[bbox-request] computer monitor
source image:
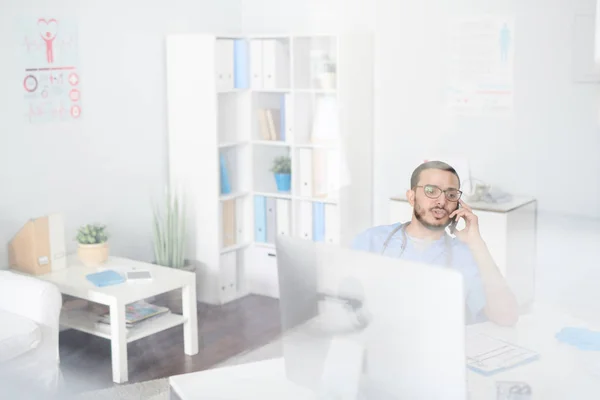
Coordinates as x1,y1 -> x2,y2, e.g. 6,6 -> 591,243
275,235 -> 467,400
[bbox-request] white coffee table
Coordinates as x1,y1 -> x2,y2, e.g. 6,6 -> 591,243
36,255 -> 199,384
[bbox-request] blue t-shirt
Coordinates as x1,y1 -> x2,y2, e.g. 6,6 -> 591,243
351,222 -> 487,324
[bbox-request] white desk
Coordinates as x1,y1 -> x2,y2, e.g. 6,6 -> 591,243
170,358 -> 318,400
34,255 -> 199,384
466,304 -> 600,399
390,195 -> 537,309
169,304 -> 600,399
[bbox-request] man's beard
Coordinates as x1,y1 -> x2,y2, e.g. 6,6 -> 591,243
414,204 -> 452,231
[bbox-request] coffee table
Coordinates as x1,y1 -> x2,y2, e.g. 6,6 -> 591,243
36,254 -> 198,383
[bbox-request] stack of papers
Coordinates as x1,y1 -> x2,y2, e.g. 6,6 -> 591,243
466,333 -> 540,376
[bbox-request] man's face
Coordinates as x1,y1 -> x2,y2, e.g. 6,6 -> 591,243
409,169 -> 460,231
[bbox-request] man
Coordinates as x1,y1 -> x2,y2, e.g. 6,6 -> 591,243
352,161 -> 518,326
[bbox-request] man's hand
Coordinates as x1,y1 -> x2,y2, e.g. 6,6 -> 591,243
450,200 -> 519,326
449,200 -> 483,245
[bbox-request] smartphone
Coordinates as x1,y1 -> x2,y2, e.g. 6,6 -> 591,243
448,203 -> 460,234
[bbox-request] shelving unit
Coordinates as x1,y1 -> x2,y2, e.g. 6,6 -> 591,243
166,33 -> 373,304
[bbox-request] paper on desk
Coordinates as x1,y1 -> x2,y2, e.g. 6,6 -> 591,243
466,333 -> 540,376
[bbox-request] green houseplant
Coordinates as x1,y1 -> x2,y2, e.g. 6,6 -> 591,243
271,155 -> 291,192
152,187 -> 187,269
76,224 -> 109,266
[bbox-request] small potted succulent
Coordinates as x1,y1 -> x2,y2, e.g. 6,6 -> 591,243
271,155 -> 291,192
76,224 -> 109,266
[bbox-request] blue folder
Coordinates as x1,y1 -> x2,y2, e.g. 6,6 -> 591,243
220,153 -> 231,194
254,195 -> 267,243
86,270 -> 125,287
233,39 -> 249,89
313,202 -> 325,242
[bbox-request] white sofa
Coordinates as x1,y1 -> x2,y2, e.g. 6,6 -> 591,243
0,270 -> 62,397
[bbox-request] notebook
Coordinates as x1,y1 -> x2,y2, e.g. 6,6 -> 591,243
86,270 -> 125,287
466,333 -> 540,376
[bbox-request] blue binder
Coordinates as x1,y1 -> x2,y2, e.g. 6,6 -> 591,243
86,270 -> 125,287
313,202 -> 325,242
254,196 -> 267,242
233,39 -> 249,89
220,153 -> 231,194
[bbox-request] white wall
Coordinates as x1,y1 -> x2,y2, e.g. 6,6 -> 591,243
374,0 -> 600,224
0,0 -> 242,267
242,0 -> 600,225
239,0 -> 600,330
6,0 -> 588,268
242,0 -> 374,34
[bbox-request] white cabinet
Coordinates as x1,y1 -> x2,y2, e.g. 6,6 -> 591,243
219,252 -> 239,304
324,203 -> 340,245
167,33 -> 373,304
167,34 -> 251,305
247,246 -> 280,298
389,195 -> 537,309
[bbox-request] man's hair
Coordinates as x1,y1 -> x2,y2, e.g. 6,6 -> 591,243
410,160 -> 461,189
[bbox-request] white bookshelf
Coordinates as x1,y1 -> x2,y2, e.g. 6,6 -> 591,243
166,33 -> 373,304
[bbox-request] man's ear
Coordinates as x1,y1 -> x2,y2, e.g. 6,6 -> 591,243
406,189 -> 415,207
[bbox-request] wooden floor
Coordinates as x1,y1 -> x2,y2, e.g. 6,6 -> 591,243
58,294 -> 281,395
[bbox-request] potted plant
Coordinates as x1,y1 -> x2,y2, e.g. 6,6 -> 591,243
152,187 -> 197,308
271,155 -> 291,192
152,187 -> 193,271
76,224 -> 109,266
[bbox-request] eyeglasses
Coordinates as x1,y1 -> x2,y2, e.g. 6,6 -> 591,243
414,184 -> 462,202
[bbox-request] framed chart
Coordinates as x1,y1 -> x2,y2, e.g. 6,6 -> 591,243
20,16 -> 82,123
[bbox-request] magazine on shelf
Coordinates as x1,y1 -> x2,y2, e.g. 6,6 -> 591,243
96,300 -> 170,327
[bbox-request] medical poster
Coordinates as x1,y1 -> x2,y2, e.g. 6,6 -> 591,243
20,17 -> 82,123
445,16 -> 514,117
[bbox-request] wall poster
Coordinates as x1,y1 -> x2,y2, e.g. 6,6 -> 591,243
445,16 -> 514,117
21,17 -> 81,123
